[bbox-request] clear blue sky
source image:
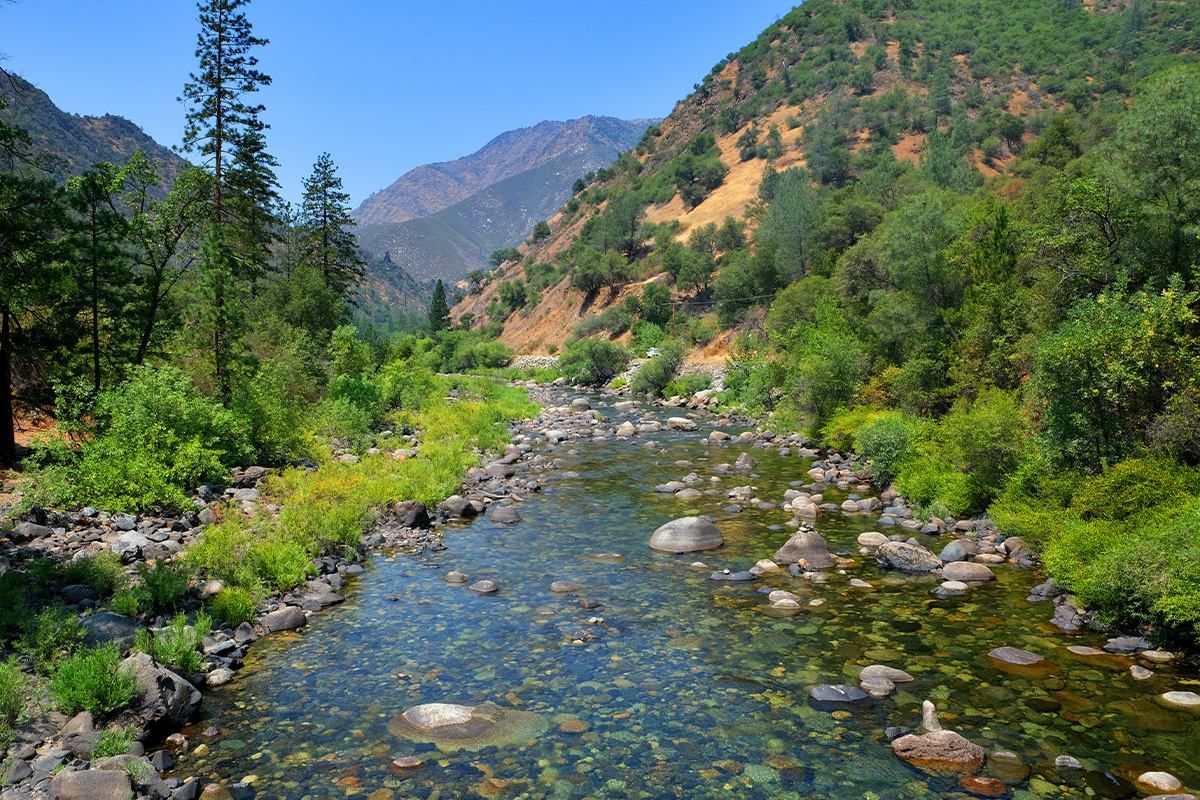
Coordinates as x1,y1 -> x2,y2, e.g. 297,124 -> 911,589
3,0 -> 791,208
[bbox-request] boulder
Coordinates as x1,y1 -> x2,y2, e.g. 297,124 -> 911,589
490,506 -> 522,524
389,500 -> 430,528
15,521 -> 53,540
616,421 -> 637,437
468,580 -> 498,594
860,665 -> 914,684
120,652 -> 202,728
735,453 -> 757,469
261,606 -> 306,633
891,701 -> 985,776
667,417 -> 697,431
808,684 -> 869,709
876,541 -> 942,572
857,532 -> 888,547
773,529 -> 835,569
81,612 -> 141,652
939,543 -> 968,563
60,584 -> 99,605
549,581 -> 579,593
442,495 -> 482,518
987,646 -> 1047,667
942,561 -> 996,582
649,517 -> 724,553
53,769 -> 133,800
570,398 -> 591,412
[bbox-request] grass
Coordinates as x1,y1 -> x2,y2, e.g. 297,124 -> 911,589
132,612 -> 211,676
136,560 -> 193,611
0,656 -> 27,738
20,605 -> 85,674
50,643 -> 139,720
187,375 -> 537,597
62,552 -> 128,597
210,587 -> 256,626
93,725 -> 141,759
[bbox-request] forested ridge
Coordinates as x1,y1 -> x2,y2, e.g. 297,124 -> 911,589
458,0 -> 1200,643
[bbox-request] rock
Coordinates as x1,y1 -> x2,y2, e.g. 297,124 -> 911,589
876,541 -> 942,572
1131,665 -> 1154,680
1105,636 -> 1153,653
891,702 -> 985,776
667,417 -> 697,431
986,751 -> 1030,784
490,506 -> 522,524
958,777 -> 1009,797
15,521 -> 53,540
939,543 -> 968,563
773,529 -> 835,569
389,702 -> 547,752
768,590 -> 799,603
261,606 -> 306,633
150,749 -> 174,771
54,769 -> 133,800
6,759 -> 32,783
616,421 -> 637,436
772,599 -> 801,610
442,495 -> 481,518
81,612 -> 141,652
809,685 -> 869,707
543,429 -> 567,442
849,578 -> 874,589
1137,772 -> 1184,793
233,622 -> 257,645
62,710 -> 95,735
1159,691 -> 1200,709
933,580 -> 969,598
549,581 -> 579,593
860,665 -> 914,684
207,668 -> 235,686
735,453 -> 757,469
445,571 -> 469,584
571,398 -> 591,411
1055,755 -> 1082,770
649,517 -> 724,553
987,646 -> 1047,667
389,500 -> 430,528
193,580 -> 225,601
857,531 -> 888,547
942,561 -> 996,582
60,584 -> 99,605
120,652 -> 202,728
1142,650 -> 1176,662
468,580 -> 498,594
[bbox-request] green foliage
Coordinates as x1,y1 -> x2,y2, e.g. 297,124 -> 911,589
93,725 -> 140,759
939,389 -> 1029,493
210,587 -> 257,626
856,413 -> 923,488
559,339 -> 631,386
663,374 -> 712,399
894,455 -> 979,517
50,644 -> 138,720
62,553 -> 128,597
820,406 -> 879,453
0,572 -> 32,645
640,283 -> 672,328
20,605 -> 84,674
134,612 -> 211,676
0,657 -> 27,737
108,587 -> 152,618
631,340 -> 686,396
136,560 -> 193,611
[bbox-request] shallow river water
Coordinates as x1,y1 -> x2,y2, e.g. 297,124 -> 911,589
170,393 -> 1200,800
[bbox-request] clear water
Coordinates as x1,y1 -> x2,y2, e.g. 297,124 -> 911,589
170,394 -> 1200,800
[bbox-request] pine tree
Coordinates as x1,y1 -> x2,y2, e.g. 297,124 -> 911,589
428,280 -> 450,332
300,152 -> 364,301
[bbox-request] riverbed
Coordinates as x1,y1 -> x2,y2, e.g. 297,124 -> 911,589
169,392 -> 1200,800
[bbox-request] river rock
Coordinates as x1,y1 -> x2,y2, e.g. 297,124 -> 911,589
860,665 -> 914,684
443,495 -> 482,518
939,543 -> 968,563
1159,691 -> 1200,709
1142,650 -> 1176,662
1131,665 -> 1154,680
445,571 -> 469,584
649,517 -> 724,553
768,590 -> 800,603
987,646 -> 1047,667
549,581 -> 579,593
958,777 -> 1008,797
390,500 -> 431,528
120,652 -> 202,728
858,531 -> 888,547
490,505 -> 522,524
772,599 -> 801,610
942,561 -> 996,582
809,684 -> 869,707
468,580 -> 498,594
571,398 -> 591,411
261,606 -> 306,632
735,453 -> 757,469
1105,635 -> 1153,652
206,668 -> 235,686
891,701 -> 985,776
389,702 -> 548,752
876,541 -> 942,572
616,421 -> 637,436
773,529 -> 834,569
81,612 -> 141,652
53,769 -> 133,800
933,580 -> 969,598
668,417 -> 697,431
1137,772 -> 1183,793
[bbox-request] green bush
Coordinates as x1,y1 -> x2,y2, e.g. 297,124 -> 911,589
0,572 -> 32,646
51,644 -> 139,719
136,560 -> 193,611
894,455 -> 978,517
559,339 -> 631,386
819,406 -> 878,453
631,340 -> 686,396
93,725 -> 140,759
0,656 -> 27,735
62,552 -> 128,597
663,374 -> 712,398
630,320 -> 666,356
939,389 -> 1029,495
20,605 -> 84,674
133,612 -> 210,676
856,413 -> 922,488
1068,458 -> 1200,522
108,587 -> 152,618
210,588 -> 256,626
310,395 -> 372,446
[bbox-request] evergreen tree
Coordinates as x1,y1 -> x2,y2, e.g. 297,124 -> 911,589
428,280 -> 450,332
299,152 -> 364,301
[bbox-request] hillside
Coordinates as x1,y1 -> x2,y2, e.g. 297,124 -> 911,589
352,116 -> 655,226
354,252 -> 433,336
0,73 -> 186,196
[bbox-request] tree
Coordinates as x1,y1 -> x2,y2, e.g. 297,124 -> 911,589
300,152 -> 364,301
640,283 -> 672,328
428,280 -> 450,332
529,220 -> 551,244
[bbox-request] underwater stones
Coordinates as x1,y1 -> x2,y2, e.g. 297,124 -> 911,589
768,590 -> 800,603
891,701 -> 986,776
261,606 -> 306,633
958,776 -> 1008,797
649,516 -> 724,553
445,571 -> 469,584
986,751 -> 1030,784
876,541 -> 942,572
858,531 -> 888,547
809,684 -> 869,709
579,597 -> 602,609
773,528 -> 834,569
391,756 -> 424,769
559,719 -> 590,733
1142,650 -> 1176,662
675,488 -> 703,500
389,702 -> 548,752
988,646 -> 1047,667
1158,691 -> 1200,709
490,505 -> 522,524
1137,772 -> 1183,794
468,580 -> 498,594
549,581 -> 579,593
206,668 -> 234,686
1131,665 -> 1154,680
942,561 -> 996,582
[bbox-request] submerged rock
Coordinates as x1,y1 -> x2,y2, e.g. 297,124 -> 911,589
942,561 -> 996,582
649,516 -> 724,553
773,528 -> 835,569
876,541 -> 942,572
891,701 -> 985,776
388,702 -> 548,752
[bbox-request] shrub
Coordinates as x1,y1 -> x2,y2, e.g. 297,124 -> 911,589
631,340 -> 686,396
1068,458 -> 1200,522
939,389 -> 1029,495
571,315 -> 606,339
62,552 -> 128,597
856,413 -> 922,488
630,320 -> 666,356
894,456 -> 978,517
688,317 -> 717,346
0,572 -> 31,646
210,588 -> 256,626
136,561 -> 193,611
133,612 -> 210,676
93,725 -> 140,759
0,656 -> 27,735
820,406 -> 878,453
51,644 -> 139,719
108,587 -> 152,618
663,374 -> 712,398
559,339 -> 631,386
20,605 -> 85,674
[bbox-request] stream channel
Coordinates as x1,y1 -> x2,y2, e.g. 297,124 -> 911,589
168,391 -> 1200,800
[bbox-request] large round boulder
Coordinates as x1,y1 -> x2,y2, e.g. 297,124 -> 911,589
649,517 -> 724,553
876,541 -> 942,572
773,529 -> 835,569
942,561 -> 996,582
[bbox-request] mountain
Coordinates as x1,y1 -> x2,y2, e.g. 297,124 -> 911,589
353,116 -> 656,226
0,73 -> 187,195
353,252 -> 433,336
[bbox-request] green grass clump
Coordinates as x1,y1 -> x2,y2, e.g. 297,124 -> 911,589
133,612 -> 210,676
0,572 -> 32,646
0,656 -> 28,737
93,725 -> 140,759
51,644 -> 139,719
108,587 -> 152,618
62,552 -> 128,597
20,605 -> 84,674
136,560 -> 193,611
210,588 -> 256,626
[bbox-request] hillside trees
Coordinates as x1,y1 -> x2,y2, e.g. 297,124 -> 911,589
428,280 -> 450,332
300,152 -> 364,304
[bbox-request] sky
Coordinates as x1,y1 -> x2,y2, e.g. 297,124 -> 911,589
2,0 -> 792,208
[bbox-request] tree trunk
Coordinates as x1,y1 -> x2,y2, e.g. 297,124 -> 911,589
1,307 -> 16,467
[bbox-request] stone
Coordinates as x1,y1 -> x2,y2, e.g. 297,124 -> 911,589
958,777 -> 1008,797
773,529 -> 834,569
1159,691 -> 1200,709
468,580 -> 498,594
62,710 -> 95,735
392,756 -> 424,768
1131,665 -> 1154,680
735,453 -> 757,469
81,611 -> 141,652
389,702 -> 547,752
54,769 -> 133,800
772,599 -> 801,610
891,703 -> 985,776
549,581 -> 579,593
233,622 -> 257,645
206,668 -> 235,686
942,561 -> 996,582
60,584 -> 99,605
490,506 -> 522,524
649,517 -> 724,553
1104,636 -> 1153,652
857,531 -> 888,547
445,571 -> 469,584
1137,772 -> 1183,794
860,665 -> 914,684
1142,650 -> 1176,662
571,398 -> 591,411
15,521 -> 53,540
849,578 -> 875,589
193,580 -> 225,601
933,580 -> 969,598
120,652 -> 202,728
667,417 -> 697,431
768,590 -> 799,603
261,606 -> 306,633
389,500 -> 430,528
808,684 -> 869,707
442,495 -> 482,518
939,543 -> 968,563
987,646 -> 1047,667
6,759 -> 32,783
559,719 -> 590,733
616,421 -> 637,436
986,751 -> 1030,784
876,541 -> 942,572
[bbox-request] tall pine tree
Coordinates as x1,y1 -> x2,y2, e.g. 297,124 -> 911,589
428,280 -> 450,332
300,152 -> 364,301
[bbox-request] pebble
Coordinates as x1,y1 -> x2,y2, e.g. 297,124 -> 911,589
549,581 -> 579,593
1136,772 -> 1183,793
392,757 -> 424,768
1159,691 -> 1200,709
559,720 -> 590,733
468,580 -> 498,594
1131,665 -> 1154,680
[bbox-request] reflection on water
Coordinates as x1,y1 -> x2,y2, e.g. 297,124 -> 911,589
171,395 -> 1200,799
